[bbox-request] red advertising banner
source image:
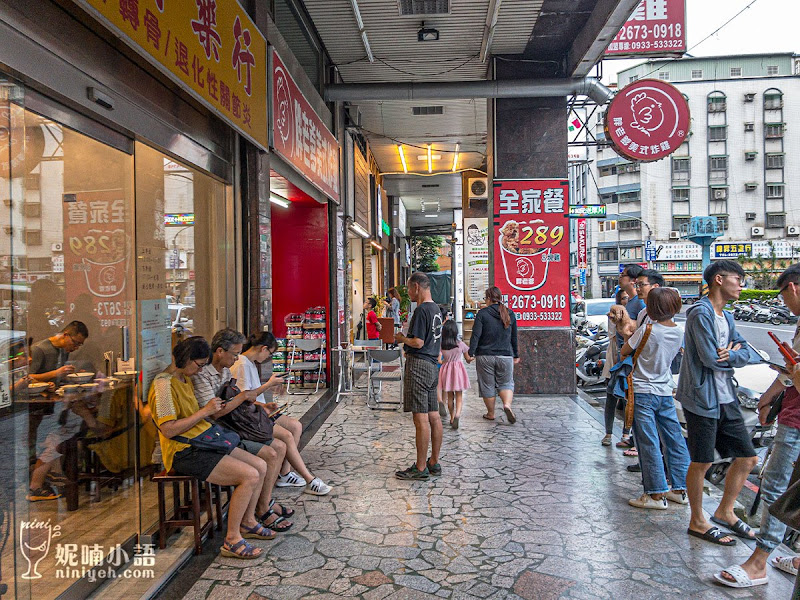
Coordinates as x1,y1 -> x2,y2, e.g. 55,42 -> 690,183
493,180 -> 570,328
272,50 -> 340,202
577,218 -> 587,268
605,79 -> 690,162
605,0 -> 686,58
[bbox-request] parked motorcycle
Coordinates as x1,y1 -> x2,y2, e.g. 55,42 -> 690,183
752,304 -> 772,323
576,335 -> 610,388
769,305 -> 798,326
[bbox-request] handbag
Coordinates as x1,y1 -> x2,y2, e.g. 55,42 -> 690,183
624,324 -> 653,430
174,423 -> 240,454
769,457 -> 800,530
218,401 -> 274,444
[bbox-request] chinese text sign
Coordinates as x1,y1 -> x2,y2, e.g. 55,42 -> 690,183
605,0 -> 686,57
493,180 -> 570,328
272,51 -> 340,202
464,218 -> 489,307
76,0 -> 267,149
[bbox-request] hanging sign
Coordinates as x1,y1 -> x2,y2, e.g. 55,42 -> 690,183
605,0 -> 686,58
605,79 -> 690,162
568,204 -> 606,218
464,218 -> 489,307
577,219 -> 587,268
493,180 -> 570,328
75,0 -> 268,150
272,50 -> 340,202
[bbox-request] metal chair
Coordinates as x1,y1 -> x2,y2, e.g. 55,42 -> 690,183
366,349 -> 403,410
286,338 -> 325,394
352,339 -> 382,389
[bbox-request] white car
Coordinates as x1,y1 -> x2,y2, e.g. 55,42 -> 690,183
572,298 -> 616,330
169,304 -> 194,333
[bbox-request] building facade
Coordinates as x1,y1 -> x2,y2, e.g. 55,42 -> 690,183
589,53 -> 800,297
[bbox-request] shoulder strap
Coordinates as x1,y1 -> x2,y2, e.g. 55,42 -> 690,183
632,323 -> 653,368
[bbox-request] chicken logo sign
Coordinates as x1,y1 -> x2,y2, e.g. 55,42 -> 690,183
605,79 -> 690,162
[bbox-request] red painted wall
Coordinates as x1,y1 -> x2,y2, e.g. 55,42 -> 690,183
271,202 -> 330,340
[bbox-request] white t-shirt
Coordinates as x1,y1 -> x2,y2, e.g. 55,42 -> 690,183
713,312 -> 737,404
230,354 -> 267,404
628,323 -> 684,396
636,306 -> 653,327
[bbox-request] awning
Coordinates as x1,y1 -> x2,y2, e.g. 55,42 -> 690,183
664,274 -> 703,282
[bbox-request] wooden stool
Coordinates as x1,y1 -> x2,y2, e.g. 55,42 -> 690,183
210,484 -> 234,531
153,470 -> 214,555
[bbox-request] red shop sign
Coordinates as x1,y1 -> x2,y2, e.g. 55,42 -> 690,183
272,50 -> 340,202
577,218 -> 587,268
493,180 -> 570,328
604,79 -> 690,162
605,0 -> 686,58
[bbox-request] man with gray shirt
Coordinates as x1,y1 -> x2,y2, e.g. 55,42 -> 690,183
30,321 -> 89,384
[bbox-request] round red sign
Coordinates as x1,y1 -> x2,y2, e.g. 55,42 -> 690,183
604,79 -> 690,162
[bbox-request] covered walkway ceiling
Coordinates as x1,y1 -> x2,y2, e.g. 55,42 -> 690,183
301,0 -> 638,225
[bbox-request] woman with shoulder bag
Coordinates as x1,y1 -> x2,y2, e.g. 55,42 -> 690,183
601,289 -> 629,446
620,288 -> 691,510
149,337 -> 272,559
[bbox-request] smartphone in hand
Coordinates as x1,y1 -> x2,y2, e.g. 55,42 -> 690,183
768,332 -> 798,365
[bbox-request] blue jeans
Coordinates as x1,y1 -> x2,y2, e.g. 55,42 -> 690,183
632,393 -> 691,495
756,423 -> 800,552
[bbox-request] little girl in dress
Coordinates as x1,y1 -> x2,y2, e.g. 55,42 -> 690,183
439,320 -> 473,429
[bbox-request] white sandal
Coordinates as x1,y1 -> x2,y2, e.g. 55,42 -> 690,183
770,555 -> 799,576
713,565 -> 768,588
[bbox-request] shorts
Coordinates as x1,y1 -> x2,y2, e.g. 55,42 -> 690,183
171,445 -> 229,481
684,402 -> 756,464
475,355 -> 515,398
239,438 -> 271,456
403,355 -> 439,414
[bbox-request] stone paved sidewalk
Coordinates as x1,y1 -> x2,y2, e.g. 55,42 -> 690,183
183,383 -> 795,600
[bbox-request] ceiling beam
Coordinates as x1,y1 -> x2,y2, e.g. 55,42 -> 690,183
479,0 -> 503,63
567,0 -> 640,77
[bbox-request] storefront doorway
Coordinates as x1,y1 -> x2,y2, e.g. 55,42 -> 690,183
0,75 -> 235,599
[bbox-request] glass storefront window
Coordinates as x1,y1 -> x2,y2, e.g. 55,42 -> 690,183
0,77 -> 233,599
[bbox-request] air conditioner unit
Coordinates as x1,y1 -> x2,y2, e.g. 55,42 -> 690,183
751,226 -> 765,237
746,212 -> 756,221
51,242 -> 63,252
744,93 -> 755,102
468,177 -> 488,199
787,226 -> 800,237
669,231 -> 680,240
713,189 -> 727,200
745,182 -> 758,191
745,151 -> 757,161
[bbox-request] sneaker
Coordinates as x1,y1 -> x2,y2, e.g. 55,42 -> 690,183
27,486 -> 62,502
426,459 -> 442,476
304,477 -> 332,496
395,464 -> 430,480
665,490 -> 688,505
628,494 -> 668,510
276,471 -> 307,487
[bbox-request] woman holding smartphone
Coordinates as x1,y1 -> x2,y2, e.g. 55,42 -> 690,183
231,332 -> 332,496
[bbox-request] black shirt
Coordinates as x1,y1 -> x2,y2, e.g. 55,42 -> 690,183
404,301 -> 442,364
468,304 -> 518,358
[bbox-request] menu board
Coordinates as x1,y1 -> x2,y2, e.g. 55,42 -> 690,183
140,299 -> 172,392
493,180 -> 570,327
464,218 -> 489,307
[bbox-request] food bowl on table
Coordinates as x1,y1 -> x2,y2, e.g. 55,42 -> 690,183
58,384 -> 81,396
27,382 -> 50,396
79,383 -> 99,392
67,372 -> 95,384
113,370 -> 138,382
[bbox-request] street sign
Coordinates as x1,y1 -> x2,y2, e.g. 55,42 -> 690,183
645,240 -> 657,261
579,268 -> 587,287
605,79 -> 690,163
604,0 -> 687,59
568,204 -> 606,218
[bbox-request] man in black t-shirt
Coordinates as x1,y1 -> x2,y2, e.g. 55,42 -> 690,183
394,272 -> 443,480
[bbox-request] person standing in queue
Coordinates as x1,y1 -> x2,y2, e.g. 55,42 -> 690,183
468,286 -> 519,424
365,297 -> 382,342
394,272 -> 443,480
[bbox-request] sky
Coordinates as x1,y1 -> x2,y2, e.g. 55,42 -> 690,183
601,0 -> 800,85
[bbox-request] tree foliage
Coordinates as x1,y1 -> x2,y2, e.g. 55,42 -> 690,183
411,235 -> 443,273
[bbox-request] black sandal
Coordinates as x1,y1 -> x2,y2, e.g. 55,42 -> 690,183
687,526 -> 736,546
259,509 -> 293,532
269,498 -> 295,518
710,517 -> 756,540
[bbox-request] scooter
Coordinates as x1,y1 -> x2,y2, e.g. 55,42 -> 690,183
752,304 -> 772,323
770,305 -> 798,325
576,336 -> 610,388
736,304 -> 755,322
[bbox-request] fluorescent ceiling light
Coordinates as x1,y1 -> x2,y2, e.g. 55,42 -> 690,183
427,144 -> 433,173
370,240 -> 383,250
349,222 -> 370,238
452,143 -> 460,172
270,194 -> 290,208
424,214 -> 438,218
397,144 -> 408,173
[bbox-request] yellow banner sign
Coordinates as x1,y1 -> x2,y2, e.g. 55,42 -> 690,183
76,0 -> 267,150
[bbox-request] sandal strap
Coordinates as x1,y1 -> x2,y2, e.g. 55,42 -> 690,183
224,538 -> 258,557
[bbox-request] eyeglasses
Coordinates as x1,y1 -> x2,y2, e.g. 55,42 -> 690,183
780,281 -> 795,294
67,334 -> 84,348
634,282 -> 651,289
225,349 -> 240,359
193,359 -> 208,369
722,274 -> 743,285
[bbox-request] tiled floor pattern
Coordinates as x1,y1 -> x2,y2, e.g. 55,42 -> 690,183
184,383 -> 796,599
